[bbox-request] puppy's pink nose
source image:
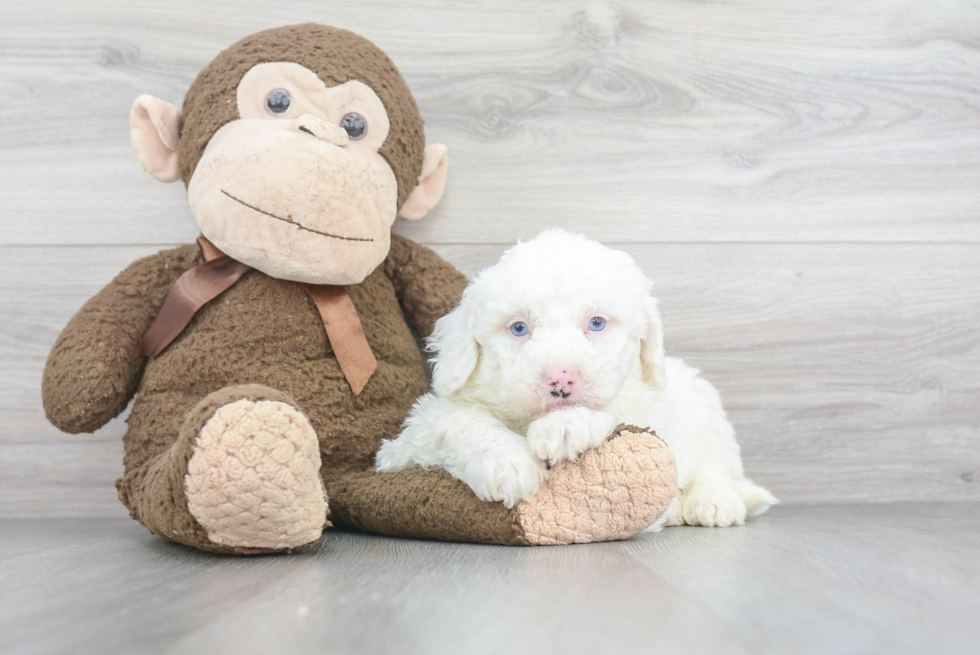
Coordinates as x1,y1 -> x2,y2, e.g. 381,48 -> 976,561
546,369 -> 578,399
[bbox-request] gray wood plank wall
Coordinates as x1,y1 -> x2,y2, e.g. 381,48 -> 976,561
1,0 -> 978,517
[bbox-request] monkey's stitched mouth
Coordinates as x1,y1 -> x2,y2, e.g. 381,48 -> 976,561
221,190 -> 374,243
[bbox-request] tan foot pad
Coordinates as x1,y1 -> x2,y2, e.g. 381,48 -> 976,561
185,399 -> 327,550
515,427 -> 677,545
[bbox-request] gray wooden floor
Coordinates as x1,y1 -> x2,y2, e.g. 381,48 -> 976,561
2,504 -> 977,655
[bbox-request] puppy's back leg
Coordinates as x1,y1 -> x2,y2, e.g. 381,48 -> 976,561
674,372 -> 778,525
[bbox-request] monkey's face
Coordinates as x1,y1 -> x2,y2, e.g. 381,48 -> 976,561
187,62 -> 398,285
131,25 -> 449,285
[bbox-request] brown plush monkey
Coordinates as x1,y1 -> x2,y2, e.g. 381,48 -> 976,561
42,24 -> 676,553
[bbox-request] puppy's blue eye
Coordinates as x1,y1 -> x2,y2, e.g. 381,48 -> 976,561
588,317 -> 606,332
510,322 -> 529,337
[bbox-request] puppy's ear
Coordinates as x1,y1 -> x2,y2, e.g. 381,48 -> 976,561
429,289 -> 479,396
640,297 -> 667,388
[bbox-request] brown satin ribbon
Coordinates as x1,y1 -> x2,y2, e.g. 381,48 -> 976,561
304,285 -> 378,396
139,238 -> 251,359
139,237 -> 377,396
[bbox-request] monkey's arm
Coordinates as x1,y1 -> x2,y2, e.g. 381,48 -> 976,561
42,244 -> 200,433
327,424 -> 678,546
383,233 -> 468,340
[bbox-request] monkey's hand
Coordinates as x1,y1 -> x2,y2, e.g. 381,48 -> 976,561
42,245 -> 199,433
383,233 -> 469,340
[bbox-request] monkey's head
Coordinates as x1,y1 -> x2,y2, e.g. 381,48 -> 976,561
130,24 -> 447,285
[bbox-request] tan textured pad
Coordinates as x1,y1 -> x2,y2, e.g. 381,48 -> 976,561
185,399 -> 328,550
517,427 -> 677,546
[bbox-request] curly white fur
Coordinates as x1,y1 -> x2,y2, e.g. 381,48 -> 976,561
376,228 -> 777,527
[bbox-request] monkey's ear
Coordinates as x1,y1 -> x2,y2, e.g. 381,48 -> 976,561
398,144 -> 449,221
130,95 -> 182,183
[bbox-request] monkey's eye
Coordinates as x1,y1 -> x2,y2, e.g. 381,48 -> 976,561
265,89 -> 292,116
340,112 -> 367,140
588,317 -> 606,332
510,322 -> 530,338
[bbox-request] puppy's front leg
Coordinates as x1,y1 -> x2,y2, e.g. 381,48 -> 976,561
376,394 -> 547,508
526,407 -> 619,466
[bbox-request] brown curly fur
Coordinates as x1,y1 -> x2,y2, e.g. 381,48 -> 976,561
44,235 -> 479,552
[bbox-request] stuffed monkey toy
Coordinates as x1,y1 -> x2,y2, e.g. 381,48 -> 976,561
42,24 -> 676,553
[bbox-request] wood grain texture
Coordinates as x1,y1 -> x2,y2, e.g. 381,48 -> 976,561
2,243 -> 977,516
2,505 -> 979,654
1,0 -> 979,245
2,0 -> 979,516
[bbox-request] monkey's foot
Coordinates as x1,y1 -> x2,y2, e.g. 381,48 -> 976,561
185,394 -> 327,551
513,425 -> 677,545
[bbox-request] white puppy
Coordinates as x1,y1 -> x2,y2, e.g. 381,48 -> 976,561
376,229 -> 777,527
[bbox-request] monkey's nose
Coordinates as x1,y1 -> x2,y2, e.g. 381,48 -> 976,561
295,114 -> 349,147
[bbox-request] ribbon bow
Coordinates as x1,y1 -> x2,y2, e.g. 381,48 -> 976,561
139,237 -> 378,395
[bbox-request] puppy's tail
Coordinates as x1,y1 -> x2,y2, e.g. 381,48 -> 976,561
733,478 -> 779,518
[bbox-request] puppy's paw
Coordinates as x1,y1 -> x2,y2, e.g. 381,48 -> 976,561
526,408 -> 619,466
680,487 -> 747,527
457,443 -> 549,509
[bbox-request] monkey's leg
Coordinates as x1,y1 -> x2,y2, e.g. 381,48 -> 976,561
120,385 -> 328,554
328,426 -> 677,546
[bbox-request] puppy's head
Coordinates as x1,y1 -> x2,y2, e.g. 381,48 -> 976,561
430,228 -> 666,424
